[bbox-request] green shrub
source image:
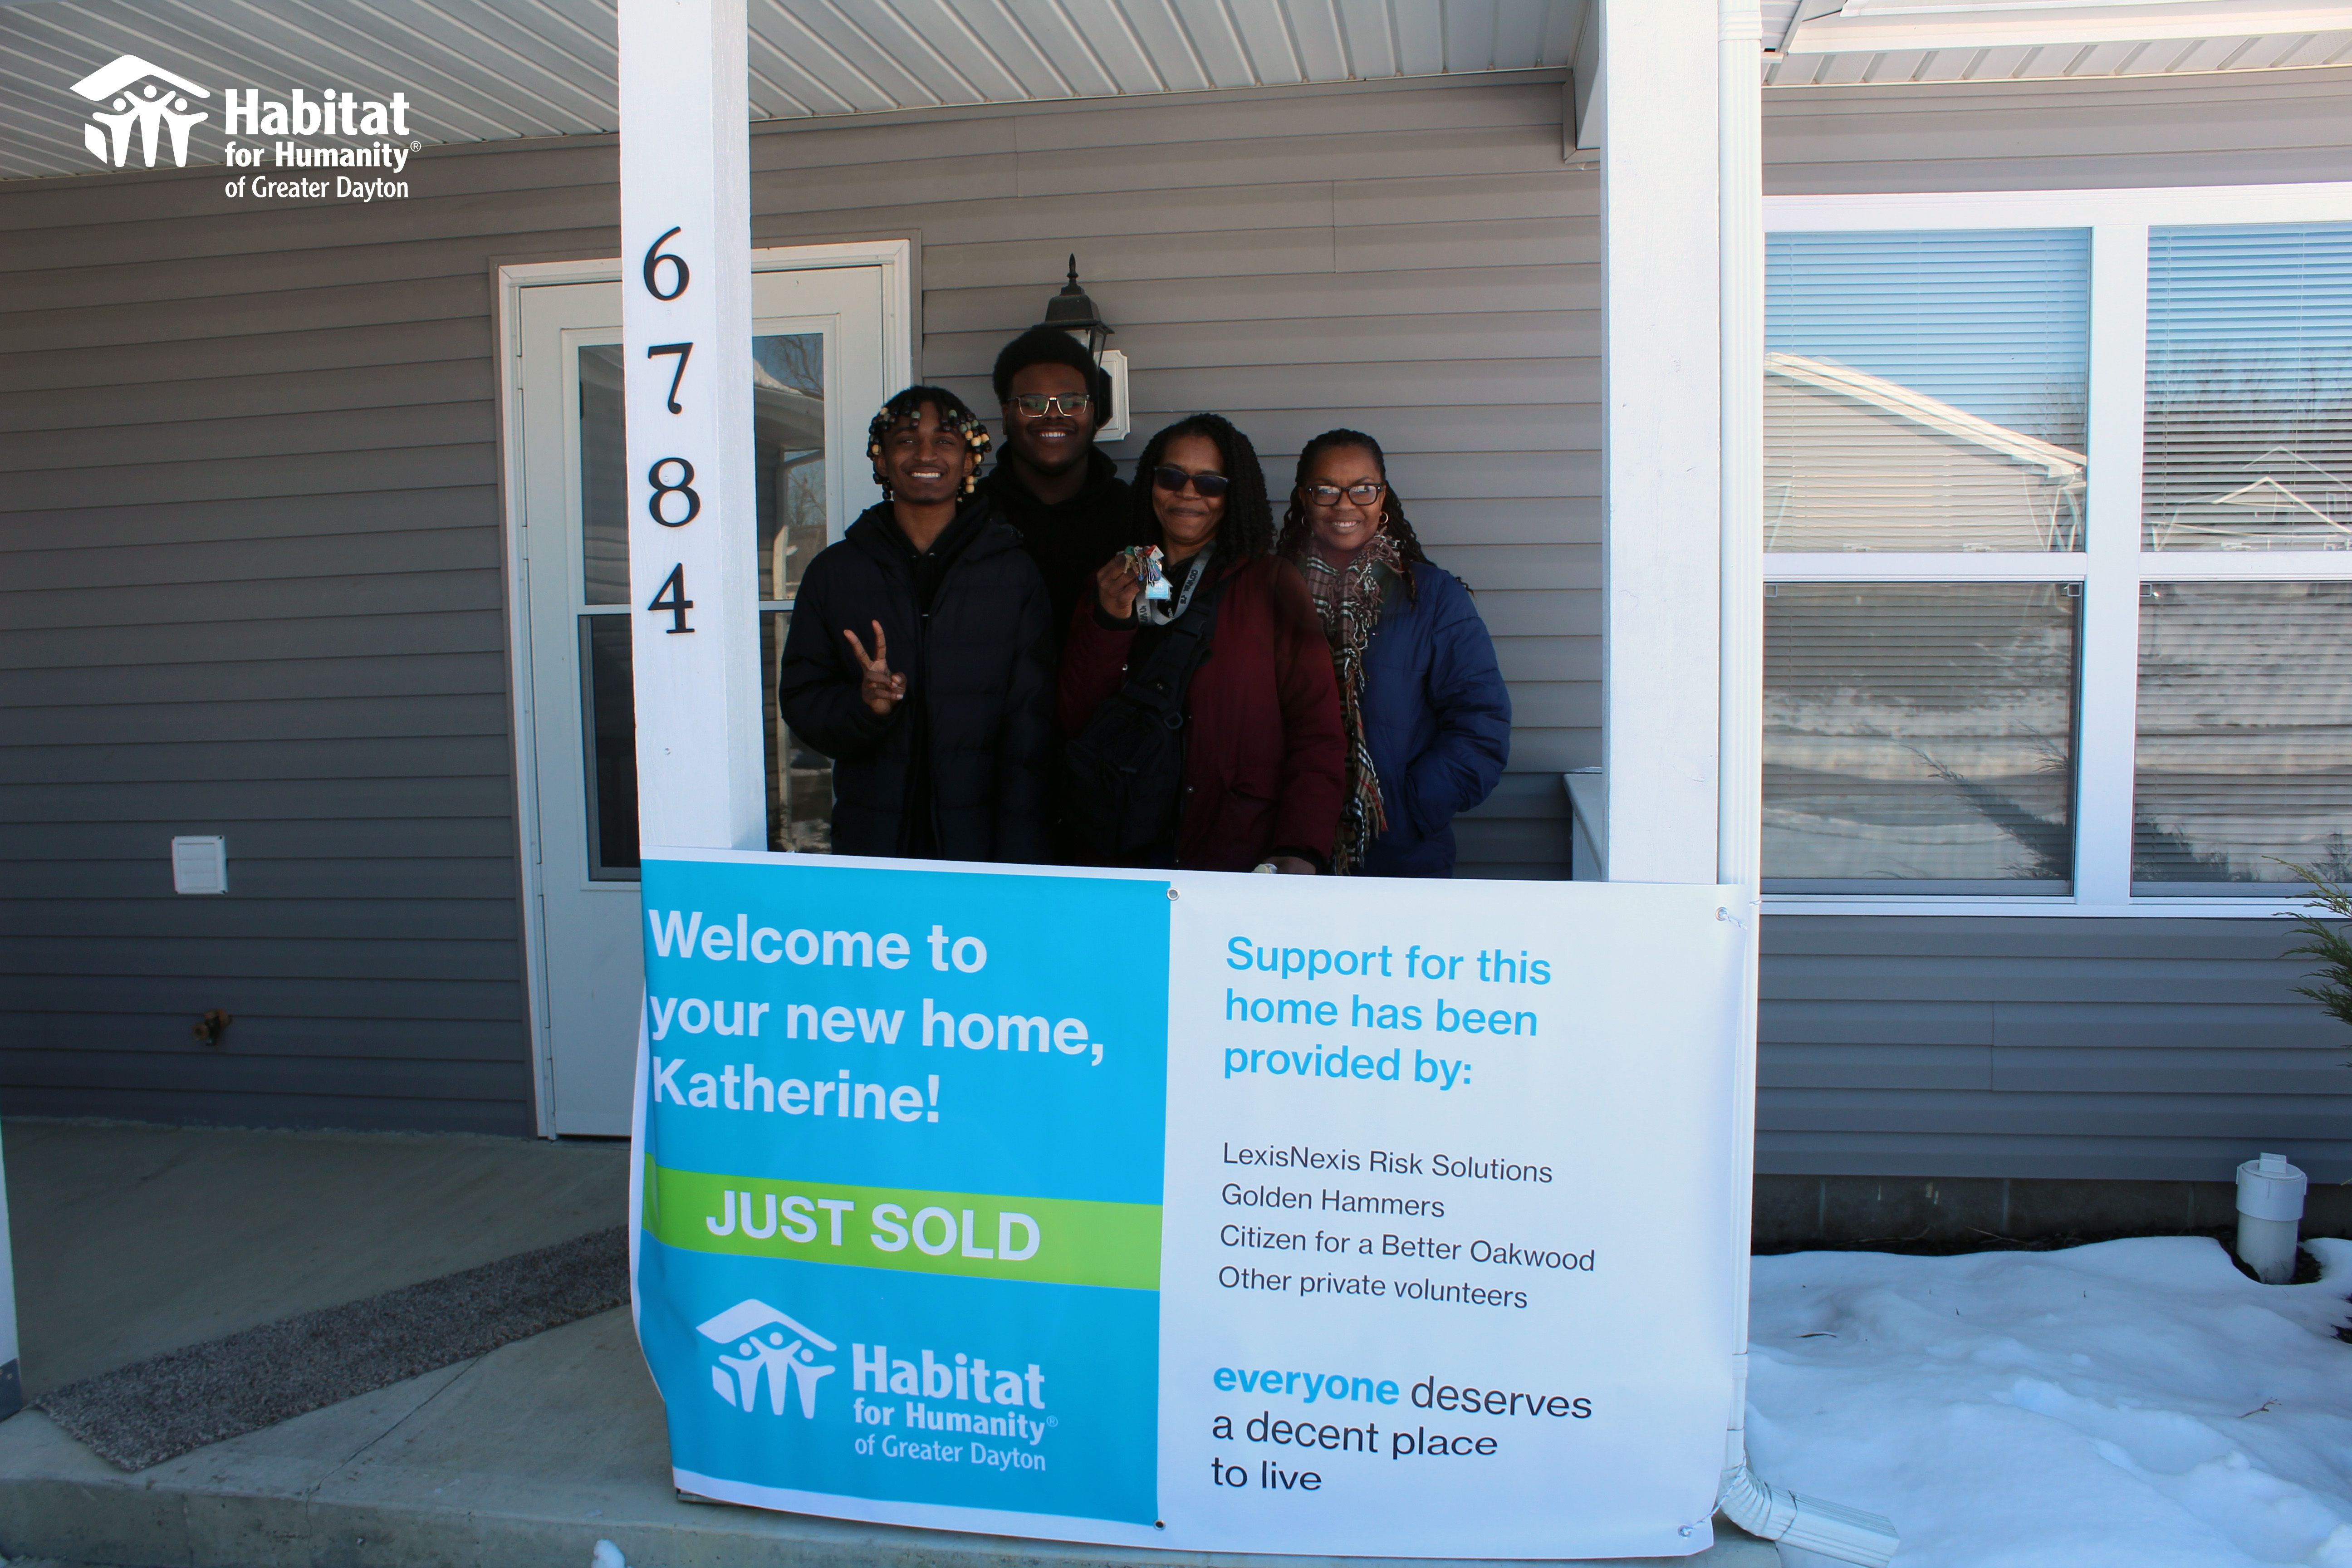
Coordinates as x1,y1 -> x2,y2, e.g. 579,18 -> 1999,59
2278,860 -> 2352,1051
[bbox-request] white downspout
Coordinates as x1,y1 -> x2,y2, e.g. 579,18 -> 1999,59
1712,3 -> 1897,1562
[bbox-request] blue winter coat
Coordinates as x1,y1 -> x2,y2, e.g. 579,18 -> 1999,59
1356,565 -> 1511,877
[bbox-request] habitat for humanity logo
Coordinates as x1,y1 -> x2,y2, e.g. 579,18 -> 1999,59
72,56 -> 209,168
700,1299 -> 838,1418
68,52 -> 415,202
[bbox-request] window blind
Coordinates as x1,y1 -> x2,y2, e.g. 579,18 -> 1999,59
2133,580 -> 2352,890
1764,229 -> 2089,552
1763,582 -> 2079,891
2144,223 -> 2352,552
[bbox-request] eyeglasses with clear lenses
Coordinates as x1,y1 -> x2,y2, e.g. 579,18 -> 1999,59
1152,465 -> 1231,499
1009,392 -> 1093,417
1304,481 -> 1387,507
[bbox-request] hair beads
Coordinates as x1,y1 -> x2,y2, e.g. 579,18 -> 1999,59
866,385 -> 993,500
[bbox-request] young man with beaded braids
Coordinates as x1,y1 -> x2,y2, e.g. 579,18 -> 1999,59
977,325 -> 1135,652
778,387 -> 1055,862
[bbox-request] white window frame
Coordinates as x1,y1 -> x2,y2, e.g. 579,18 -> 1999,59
1761,182 -> 2352,918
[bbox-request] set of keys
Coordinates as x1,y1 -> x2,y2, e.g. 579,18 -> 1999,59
1122,544 -> 1172,602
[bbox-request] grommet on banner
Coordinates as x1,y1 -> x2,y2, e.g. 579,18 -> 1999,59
1166,887 -> 1179,899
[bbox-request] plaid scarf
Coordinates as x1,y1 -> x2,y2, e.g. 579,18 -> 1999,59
1298,533 -> 1402,874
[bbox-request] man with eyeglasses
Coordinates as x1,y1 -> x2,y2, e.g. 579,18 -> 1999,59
979,324 -> 1135,651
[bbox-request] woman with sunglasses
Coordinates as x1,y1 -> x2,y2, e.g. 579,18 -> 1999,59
1277,429 -> 1509,877
1059,414 -> 1345,872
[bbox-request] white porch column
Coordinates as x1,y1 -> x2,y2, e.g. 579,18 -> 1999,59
1717,0 -> 1768,1458
619,0 -> 764,852
1597,0 -> 1724,887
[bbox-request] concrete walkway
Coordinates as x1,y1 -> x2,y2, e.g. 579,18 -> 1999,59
3,1120 -> 631,1401
0,1122 -> 1775,1568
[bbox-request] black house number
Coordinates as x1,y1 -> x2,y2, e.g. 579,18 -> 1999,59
642,226 -> 696,633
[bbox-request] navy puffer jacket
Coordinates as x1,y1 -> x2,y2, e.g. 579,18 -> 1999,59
1355,565 -> 1511,877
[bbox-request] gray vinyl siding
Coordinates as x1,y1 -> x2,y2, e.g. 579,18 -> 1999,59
0,73 -> 1583,1134
4,62 -> 2347,1161
0,143 -> 620,1133
1755,65 -> 2352,1186
1763,65 -> 2352,195
1759,918 -> 2350,1183
743,77 -> 1594,874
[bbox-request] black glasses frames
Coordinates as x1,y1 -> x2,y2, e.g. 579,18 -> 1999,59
1009,392 -> 1093,417
1152,465 -> 1231,499
1303,481 -> 1387,506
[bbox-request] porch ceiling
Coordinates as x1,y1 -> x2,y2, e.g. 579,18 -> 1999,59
0,0 -> 1589,181
1765,0 -> 2352,84
8,0 -> 2347,183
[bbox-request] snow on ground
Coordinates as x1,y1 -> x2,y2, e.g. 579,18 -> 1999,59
1745,1236 -> 2352,1568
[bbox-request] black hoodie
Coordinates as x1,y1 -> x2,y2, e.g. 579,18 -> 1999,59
778,495 -> 1054,862
977,446 -> 1136,652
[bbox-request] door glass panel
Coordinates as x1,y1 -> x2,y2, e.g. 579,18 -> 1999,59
1763,581 -> 2080,892
578,344 -> 630,604
754,332 -> 834,852
755,334 -> 828,600
1764,230 -> 2089,552
580,615 -> 639,878
573,332 -> 836,873
763,613 -> 834,852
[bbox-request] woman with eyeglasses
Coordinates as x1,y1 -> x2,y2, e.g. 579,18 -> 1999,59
1059,413 -> 1345,872
1277,429 -> 1509,877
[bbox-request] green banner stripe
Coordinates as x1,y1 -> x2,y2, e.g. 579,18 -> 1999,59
644,1161 -> 1160,1291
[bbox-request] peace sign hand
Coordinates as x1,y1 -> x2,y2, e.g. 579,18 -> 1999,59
843,621 -> 906,716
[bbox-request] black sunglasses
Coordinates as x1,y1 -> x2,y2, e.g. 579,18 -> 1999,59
1153,465 -> 1230,499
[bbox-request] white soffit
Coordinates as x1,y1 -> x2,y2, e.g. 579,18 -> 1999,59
0,0 -> 1589,181
1769,0 -> 2352,83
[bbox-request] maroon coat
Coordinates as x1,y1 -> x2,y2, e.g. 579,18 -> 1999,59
1060,554 -> 1346,872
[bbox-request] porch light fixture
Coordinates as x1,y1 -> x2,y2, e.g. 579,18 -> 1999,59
1039,254 -> 1131,441
1041,254 -> 1113,359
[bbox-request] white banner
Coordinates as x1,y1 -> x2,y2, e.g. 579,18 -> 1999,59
632,851 -> 1743,1559
1158,873 -> 1741,1557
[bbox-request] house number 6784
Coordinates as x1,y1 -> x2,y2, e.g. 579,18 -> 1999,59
640,225 -> 696,632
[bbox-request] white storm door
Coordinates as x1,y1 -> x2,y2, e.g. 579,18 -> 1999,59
517,264 -> 891,1134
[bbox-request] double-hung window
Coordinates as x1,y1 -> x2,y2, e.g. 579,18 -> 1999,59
1762,185 -> 2352,913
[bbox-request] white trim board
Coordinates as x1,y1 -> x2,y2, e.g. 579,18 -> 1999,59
1764,554 -> 2352,579
1766,182 -> 2352,230
1769,897 -> 2323,918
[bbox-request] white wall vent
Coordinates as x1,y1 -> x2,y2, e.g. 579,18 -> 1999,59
171,835 -> 228,896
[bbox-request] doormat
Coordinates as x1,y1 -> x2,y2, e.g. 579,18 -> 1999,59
36,1225 -> 629,1472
